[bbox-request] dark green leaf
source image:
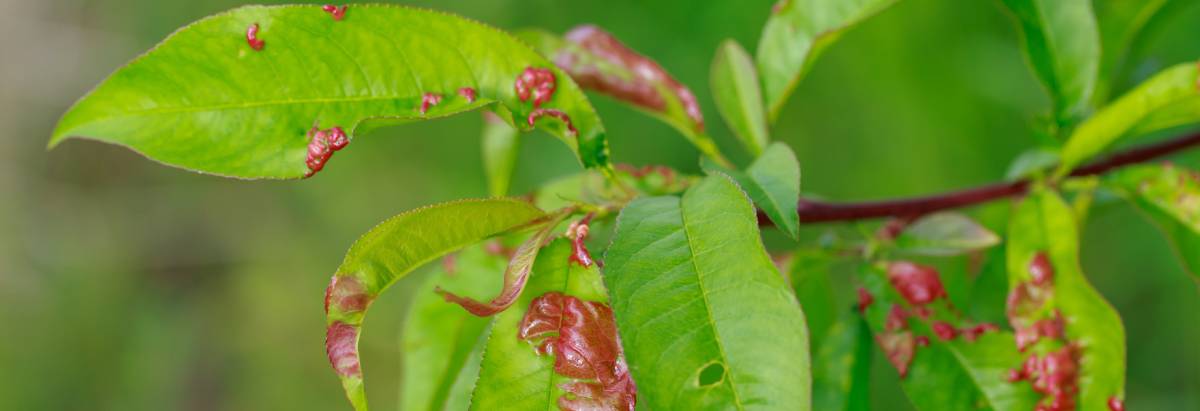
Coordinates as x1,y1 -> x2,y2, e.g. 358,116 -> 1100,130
1058,62 -> 1200,174
400,245 -> 505,411
323,198 -> 546,410
789,248 -> 839,349
756,0 -> 900,121
999,0 -> 1100,125
811,314 -> 872,411
703,142 -> 802,239
1106,164 -> 1200,280
481,113 -> 520,197
50,5 -> 609,179
1093,0 -> 1172,103
1007,187 -> 1126,408
469,239 -> 612,410
604,173 -> 811,410
894,212 -> 1000,256
711,39 -> 770,156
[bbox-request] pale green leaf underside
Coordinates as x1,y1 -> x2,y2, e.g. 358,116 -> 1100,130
712,39 -> 770,156
756,0 -> 899,122
703,142 -> 802,239
400,245 -> 504,411
1106,164 -> 1200,280
604,174 -> 811,410
469,239 -> 608,411
326,198 -> 546,411
1058,62 -> 1200,175
481,115 -> 520,197
894,212 -> 1000,256
1007,188 -> 1126,408
50,5 -> 608,179
999,0 -> 1100,124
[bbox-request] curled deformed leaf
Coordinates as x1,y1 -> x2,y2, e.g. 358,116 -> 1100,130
894,212 -> 1001,256
50,5 -> 610,179
1106,163 -> 1200,280
323,198 -> 547,410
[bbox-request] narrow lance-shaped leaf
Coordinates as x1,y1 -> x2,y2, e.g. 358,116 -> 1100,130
756,0 -> 900,122
811,314 -> 873,411
400,244 -> 506,411
711,39 -> 770,156
1092,0 -> 1172,103
703,142 -> 802,239
437,208 -> 573,316
857,261 -> 1040,410
893,212 -> 1001,257
519,26 -> 731,167
50,5 -> 609,179
323,198 -> 546,411
604,173 -> 811,410
1057,62 -> 1200,175
999,0 -> 1100,126
1006,187 -> 1126,409
470,239 -> 635,411
1106,163 -> 1200,281
481,112 -> 520,197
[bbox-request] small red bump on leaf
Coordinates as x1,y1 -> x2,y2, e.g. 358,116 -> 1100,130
856,288 -> 874,313
887,261 -> 947,306
246,23 -> 265,51
913,306 -> 931,319
962,323 -> 999,342
304,125 -> 350,177
325,275 -> 371,314
514,67 -> 557,107
915,335 -> 930,347
527,108 -> 578,136
566,214 -> 595,267
326,126 -> 348,150
325,321 -> 361,377
420,93 -> 443,115
932,321 -> 957,340
886,305 -> 909,332
458,87 -> 477,103
1008,368 -> 1027,383
876,331 -> 915,378
1029,252 -> 1055,285
322,4 -> 347,20
1108,397 -> 1125,411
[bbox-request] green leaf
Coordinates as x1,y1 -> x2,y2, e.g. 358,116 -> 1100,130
894,212 -> 1000,256
50,5 -> 609,179
702,142 -> 802,239
711,40 -> 770,156
1105,164 -> 1200,280
999,0 -> 1100,125
756,0 -> 900,122
469,239 -> 612,410
1093,0 -> 1172,103
789,248 -> 839,349
323,198 -> 547,411
400,245 -> 504,411
519,26 -> 731,167
481,113 -> 520,197
811,315 -> 872,411
1058,62 -> 1200,175
604,173 -> 811,410
1007,187 -> 1126,408
857,262 -> 1040,410
1004,148 -> 1060,180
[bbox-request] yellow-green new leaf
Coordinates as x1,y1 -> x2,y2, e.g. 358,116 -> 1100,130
712,40 -> 770,156
1106,164 -> 1200,281
51,5 -> 609,179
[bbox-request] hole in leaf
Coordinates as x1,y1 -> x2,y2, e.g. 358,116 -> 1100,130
697,362 -> 725,387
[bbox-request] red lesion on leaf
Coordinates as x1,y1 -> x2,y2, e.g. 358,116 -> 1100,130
321,4 -> 348,20
1029,252 -> 1055,285
1004,251 -> 1085,411
554,25 -> 704,131
518,292 -> 637,411
932,321 -> 957,341
420,93 -> 443,115
1108,397 -> 1125,411
324,275 -> 371,314
1009,346 -> 1080,411
458,87 -> 477,103
961,323 -> 999,342
528,108 -> 578,136
304,125 -> 350,177
325,321 -> 361,377
246,23 -> 265,51
566,214 -> 595,267
887,261 -> 947,306
876,331 -> 916,378
856,288 -> 874,314
515,67 -> 557,108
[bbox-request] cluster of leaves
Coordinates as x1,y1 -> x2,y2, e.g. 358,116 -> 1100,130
49,1 -> 1200,410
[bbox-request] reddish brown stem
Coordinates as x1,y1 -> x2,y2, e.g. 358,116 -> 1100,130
768,131 -> 1200,224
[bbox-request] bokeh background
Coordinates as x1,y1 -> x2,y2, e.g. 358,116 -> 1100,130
2,0 -> 1198,410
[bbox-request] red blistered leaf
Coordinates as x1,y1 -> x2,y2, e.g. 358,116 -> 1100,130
886,261 -> 947,306
324,275 -> 371,314
325,321 -> 361,377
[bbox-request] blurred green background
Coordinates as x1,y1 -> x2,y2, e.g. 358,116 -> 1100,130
2,0 -> 1198,410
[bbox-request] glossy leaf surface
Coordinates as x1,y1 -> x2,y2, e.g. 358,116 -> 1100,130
894,212 -> 1001,256
324,198 -> 546,410
999,0 -> 1100,124
712,40 -> 770,156
756,0 -> 899,121
469,239 -> 615,410
703,142 -> 802,239
604,173 -> 810,410
1106,164 -> 1200,280
50,5 -> 609,179
1007,188 -> 1126,409
1058,62 -> 1200,174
